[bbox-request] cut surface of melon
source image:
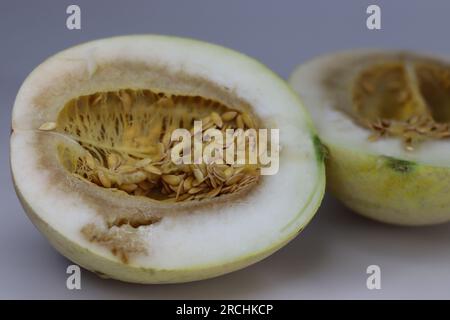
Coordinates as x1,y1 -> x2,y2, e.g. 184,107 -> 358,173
11,35 -> 324,283
289,50 -> 450,226
289,50 -> 450,166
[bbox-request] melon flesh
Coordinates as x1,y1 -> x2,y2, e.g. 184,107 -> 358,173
289,50 -> 450,226
11,35 -> 324,283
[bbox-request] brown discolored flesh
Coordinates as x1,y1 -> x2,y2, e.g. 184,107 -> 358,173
351,58 -> 450,150
51,89 -> 262,202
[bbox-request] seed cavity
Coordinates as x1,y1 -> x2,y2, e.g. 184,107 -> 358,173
54,89 -> 262,202
352,59 -> 450,150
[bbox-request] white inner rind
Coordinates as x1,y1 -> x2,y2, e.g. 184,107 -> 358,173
11,35 -> 321,270
289,50 -> 450,167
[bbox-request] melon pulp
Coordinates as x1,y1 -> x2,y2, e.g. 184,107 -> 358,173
11,35 -> 325,283
290,50 -> 450,226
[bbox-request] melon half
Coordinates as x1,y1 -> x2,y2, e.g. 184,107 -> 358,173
290,50 -> 450,226
11,35 -> 325,283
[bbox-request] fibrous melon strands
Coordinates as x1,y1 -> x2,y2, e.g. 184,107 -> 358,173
55,89 -> 262,201
352,60 -> 450,149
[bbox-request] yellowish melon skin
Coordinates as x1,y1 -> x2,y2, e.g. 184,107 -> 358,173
14,172 -> 325,284
325,144 -> 450,226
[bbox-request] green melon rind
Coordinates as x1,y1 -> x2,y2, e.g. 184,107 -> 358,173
325,143 -> 450,226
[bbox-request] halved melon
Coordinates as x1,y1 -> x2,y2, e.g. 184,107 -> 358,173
11,35 -> 325,283
290,50 -> 450,226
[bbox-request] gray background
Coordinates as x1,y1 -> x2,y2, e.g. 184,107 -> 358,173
1,0 -> 450,299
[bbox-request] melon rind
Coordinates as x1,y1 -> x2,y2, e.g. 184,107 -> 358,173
13,171 -> 324,283
11,35 -> 325,283
325,144 -> 450,226
289,49 -> 450,226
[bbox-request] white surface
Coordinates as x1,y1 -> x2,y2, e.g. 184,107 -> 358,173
2,0 -> 450,299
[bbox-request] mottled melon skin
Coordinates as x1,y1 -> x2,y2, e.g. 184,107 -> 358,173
325,144 -> 450,226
